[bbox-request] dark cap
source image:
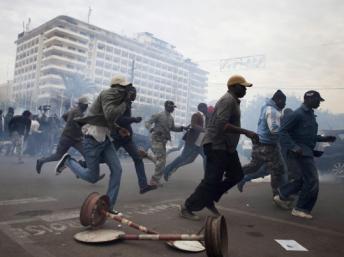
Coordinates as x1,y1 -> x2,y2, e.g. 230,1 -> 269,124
304,90 -> 324,101
164,100 -> 177,108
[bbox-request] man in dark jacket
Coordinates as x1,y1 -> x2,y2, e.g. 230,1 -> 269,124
273,91 -> 336,219
112,87 -> 157,194
180,75 -> 258,220
36,96 -> 91,174
8,110 -> 32,163
163,103 -> 208,181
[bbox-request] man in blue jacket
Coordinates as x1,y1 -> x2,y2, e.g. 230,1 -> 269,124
238,90 -> 287,196
273,91 -> 336,219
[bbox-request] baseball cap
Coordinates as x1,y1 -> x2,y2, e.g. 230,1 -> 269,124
110,74 -> 132,87
304,90 -> 324,101
227,75 -> 253,87
78,96 -> 90,104
165,100 -> 177,108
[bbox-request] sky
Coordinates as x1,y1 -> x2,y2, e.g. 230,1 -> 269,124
0,0 -> 343,113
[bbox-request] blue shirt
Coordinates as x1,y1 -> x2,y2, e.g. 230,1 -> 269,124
279,104 -> 319,157
257,99 -> 283,144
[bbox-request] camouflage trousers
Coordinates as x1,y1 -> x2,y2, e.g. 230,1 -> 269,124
11,132 -> 24,160
150,139 -> 167,184
243,143 -> 286,195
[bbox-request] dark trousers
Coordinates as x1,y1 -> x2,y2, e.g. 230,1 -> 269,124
185,144 -> 243,212
40,136 -> 84,164
242,143 -> 286,195
113,140 -> 148,189
279,154 -> 319,213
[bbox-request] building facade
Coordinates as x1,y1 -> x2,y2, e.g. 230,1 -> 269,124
12,15 -> 208,126
0,80 -> 13,111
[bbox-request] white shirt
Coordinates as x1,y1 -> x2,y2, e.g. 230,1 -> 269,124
30,120 -> 41,134
82,124 -> 111,143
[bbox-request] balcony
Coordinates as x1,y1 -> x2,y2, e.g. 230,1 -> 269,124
42,55 -> 86,69
44,27 -> 89,43
43,45 -> 87,60
39,83 -> 65,90
44,36 -> 88,51
40,64 -> 84,76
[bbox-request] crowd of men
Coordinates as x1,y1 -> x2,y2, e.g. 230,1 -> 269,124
0,106 -> 63,163
0,74 -> 336,220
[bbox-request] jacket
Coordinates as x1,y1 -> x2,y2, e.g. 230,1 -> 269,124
183,112 -> 205,146
75,85 -> 127,131
257,98 -> 282,144
8,115 -> 31,138
61,107 -> 85,141
203,91 -> 241,153
145,111 -> 183,142
279,104 -> 320,157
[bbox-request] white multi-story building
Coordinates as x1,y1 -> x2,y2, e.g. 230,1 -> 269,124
12,15 -> 208,126
0,80 -> 13,110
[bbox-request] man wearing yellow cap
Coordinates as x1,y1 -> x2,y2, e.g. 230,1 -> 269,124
180,75 -> 258,220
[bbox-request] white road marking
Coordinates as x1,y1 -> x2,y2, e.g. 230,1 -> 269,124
0,197 -> 57,206
275,239 -> 308,251
40,210 -> 79,222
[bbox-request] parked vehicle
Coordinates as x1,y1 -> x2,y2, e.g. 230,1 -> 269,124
315,130 -> 344,178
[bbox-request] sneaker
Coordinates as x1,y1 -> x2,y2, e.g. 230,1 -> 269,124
273,195 -> 292,210
140,184 -> 157,194
237,180 -> 245,193
36,159 -> 43,174
206,203 -> 221,216
179,204 -> 200,221
55,153 -> 71,175
108,209 -> 123,216
291,208 -> 313,219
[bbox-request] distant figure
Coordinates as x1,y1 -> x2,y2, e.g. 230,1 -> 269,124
38,105 -> 52,155
4,107 -> 14,139
8,110 -> 32,163
274,91 -> 336,219
36,97 -> 89,174
163,103 -> 208,181
25,115 -> 41,156
145,100 -> 188,186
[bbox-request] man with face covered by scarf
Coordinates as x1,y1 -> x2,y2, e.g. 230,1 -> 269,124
55,74 -> 131,213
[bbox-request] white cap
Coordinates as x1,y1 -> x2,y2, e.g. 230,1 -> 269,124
78,96 -> 90,104
110,74 -> 132,87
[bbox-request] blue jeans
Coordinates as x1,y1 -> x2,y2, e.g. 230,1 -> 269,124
279,154 -> 319,213
66,136 -> 122,210
114,140 -> 148,190
164,144 -> 205,178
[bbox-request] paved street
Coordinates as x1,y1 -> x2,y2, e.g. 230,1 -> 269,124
0,154 -> 343,257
